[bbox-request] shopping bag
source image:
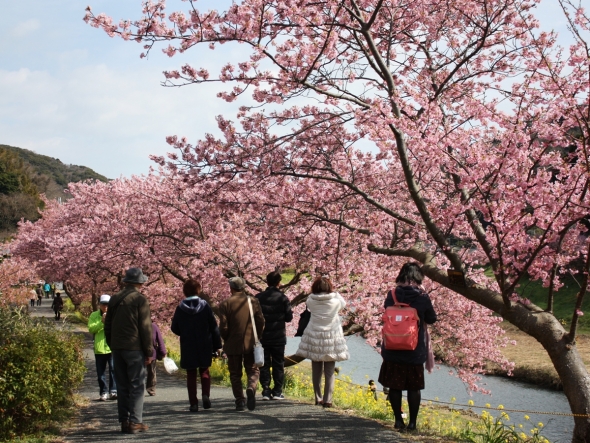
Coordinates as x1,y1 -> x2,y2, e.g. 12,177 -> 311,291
163,356 -> 178,374
247,296 -> 264,367
253,342 -> 264,367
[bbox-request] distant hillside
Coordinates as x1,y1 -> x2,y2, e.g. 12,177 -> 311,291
0,144 -> 109,239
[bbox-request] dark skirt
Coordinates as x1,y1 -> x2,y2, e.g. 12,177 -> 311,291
378,361 -> 425,391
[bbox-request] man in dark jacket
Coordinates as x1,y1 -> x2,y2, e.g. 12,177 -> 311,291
218,276 -> 265,411
255,271 -> 293,400
105,268 -> 153,434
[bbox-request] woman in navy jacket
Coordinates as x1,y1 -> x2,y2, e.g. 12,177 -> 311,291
171,279 -> 222,412
378,262 -> 437,431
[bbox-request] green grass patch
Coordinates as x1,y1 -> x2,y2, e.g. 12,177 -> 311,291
515,274 -> 590,334
62,297 -> 88,324
482,267 -> 590,334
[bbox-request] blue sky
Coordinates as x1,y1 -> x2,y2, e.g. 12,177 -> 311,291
0,0 -> 571,179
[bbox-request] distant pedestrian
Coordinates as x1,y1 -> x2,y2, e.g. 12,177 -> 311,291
218,277 -> 264,411
88,294 -> 117,401
43,282 -> 51,298
105,267 -> 153,435
51,293 -> 64,320
50,283 -> 56,298
378,262 -> 437,431
295,276 -> 349,408
146,321 -> 166,397
36,286 -> 43,306
255,271 -> 293,400
30,288 -> 36,307
171,279 -> 222,412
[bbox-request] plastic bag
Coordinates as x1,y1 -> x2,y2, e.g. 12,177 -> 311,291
253,342 -> 264,367
163,356 -> 178,374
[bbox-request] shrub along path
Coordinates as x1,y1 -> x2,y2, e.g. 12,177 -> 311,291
31,299 -> 413,442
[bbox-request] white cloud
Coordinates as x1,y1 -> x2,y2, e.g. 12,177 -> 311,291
0,59 -> 234,178
11,19 -> 40,38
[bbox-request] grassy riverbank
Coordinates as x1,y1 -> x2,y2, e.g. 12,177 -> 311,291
486,323 -> 590,389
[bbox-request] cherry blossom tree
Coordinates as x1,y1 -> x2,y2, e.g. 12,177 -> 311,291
13,175 -> 306,312
0,255 -> 39,309
84,0 -> 590,439
13,169 -> 511,390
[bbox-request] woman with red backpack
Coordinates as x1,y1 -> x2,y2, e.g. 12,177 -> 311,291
378,262 -> 437,432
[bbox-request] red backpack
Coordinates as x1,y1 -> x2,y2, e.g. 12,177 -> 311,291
382,289 -> 420,351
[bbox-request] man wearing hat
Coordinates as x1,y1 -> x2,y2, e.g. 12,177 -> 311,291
218,276 -> 265,411
105,268 -> 153,434
88,294 -> 117,401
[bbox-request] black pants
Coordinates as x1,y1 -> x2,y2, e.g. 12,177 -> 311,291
259,345 -> 285,396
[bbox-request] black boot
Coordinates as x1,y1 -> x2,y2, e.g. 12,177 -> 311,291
407,390 -> 421,431
389,389 -> 406,430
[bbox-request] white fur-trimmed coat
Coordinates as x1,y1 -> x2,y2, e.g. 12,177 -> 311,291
295,292 -> 350,362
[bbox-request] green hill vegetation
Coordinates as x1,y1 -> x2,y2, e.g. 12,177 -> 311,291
0,144 -> 108,239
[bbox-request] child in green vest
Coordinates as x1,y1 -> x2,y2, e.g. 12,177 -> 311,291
88,294 -> 117,401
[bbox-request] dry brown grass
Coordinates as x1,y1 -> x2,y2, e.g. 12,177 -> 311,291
487,322 -> 590,389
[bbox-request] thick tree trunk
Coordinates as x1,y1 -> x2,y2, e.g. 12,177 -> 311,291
497,297 -> 590,442
540,331 -> 590,443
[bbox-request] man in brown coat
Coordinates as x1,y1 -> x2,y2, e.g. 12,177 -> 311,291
105,268 -> 153,434
218,276 -> 265,411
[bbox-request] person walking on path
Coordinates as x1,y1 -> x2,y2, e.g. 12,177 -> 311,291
29,287 -> 36,308
36,285 -> 43,306
218,276 -> 265,411
105,267 -> 153,435
146,321 -> 166,396
255,270 -> 293,400
88,294 -> 117,401
378,262 -> 437,431
295,276 -> 349,408
43,282 -> 51,298
171,279 -> 222,412
51,292 -> 64,320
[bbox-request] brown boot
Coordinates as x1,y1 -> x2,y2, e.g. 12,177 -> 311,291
125,422 -> 149,434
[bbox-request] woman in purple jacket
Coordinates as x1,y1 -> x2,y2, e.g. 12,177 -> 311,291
146,321 -> 167,396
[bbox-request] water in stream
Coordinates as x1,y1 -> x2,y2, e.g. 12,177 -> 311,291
286,335 -> 572,442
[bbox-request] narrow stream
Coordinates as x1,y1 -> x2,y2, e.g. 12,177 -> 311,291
286,335 -> 571,442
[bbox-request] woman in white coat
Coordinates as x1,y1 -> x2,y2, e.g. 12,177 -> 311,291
295,276 -> 349,407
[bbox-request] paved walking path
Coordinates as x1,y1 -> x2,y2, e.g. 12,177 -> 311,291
30,298 -> 413,442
